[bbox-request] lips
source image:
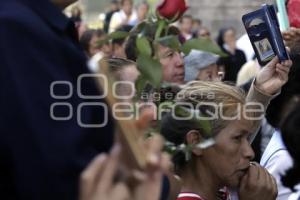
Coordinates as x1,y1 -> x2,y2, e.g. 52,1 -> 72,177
236,166 -> 249,178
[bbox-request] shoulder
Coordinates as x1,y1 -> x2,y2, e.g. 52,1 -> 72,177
111,11 -> 122,19
236,49 -> 246,57
0,1 -> 41,26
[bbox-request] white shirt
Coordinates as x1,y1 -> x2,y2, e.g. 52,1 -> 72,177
260,130 -> 295,200
109,9 -> 137,33
236,34 -> 255,62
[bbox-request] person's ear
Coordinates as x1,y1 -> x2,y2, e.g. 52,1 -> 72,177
186,130 -> 203,156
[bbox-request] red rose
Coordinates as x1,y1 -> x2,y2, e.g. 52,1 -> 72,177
157,0 -> 188,21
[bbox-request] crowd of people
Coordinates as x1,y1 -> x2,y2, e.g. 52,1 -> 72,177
1,0 -> 300,200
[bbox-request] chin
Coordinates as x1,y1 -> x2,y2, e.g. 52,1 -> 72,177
224,177 -> 240,189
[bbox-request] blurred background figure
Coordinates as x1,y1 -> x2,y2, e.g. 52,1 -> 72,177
80,29 -> 112,72
70,5 -> 82,26
103,0 -> 119,33
237,33 -> 255,62
197,26 -> 211,40
137,1 -> 150,23
236,57 -> 260,86
107,58 -> 140,100
280,104 -> 300,200
179,15 -> 194,42
112,25 -> 133,58
217,27 -> 246,83
184,49 -> 221,82
288,0 -> 300,28
80,29 -> 112,58
192,18 -> 202,37
109,0 -> 137,33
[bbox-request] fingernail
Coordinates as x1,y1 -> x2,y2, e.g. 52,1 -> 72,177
97,154 -> 107,162
148,154 -> 159,164
111,143 -> 121,155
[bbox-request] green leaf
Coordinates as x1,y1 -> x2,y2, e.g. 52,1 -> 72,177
174,106 -> 212,137
181,38 -> 228,57
107,31 -> 129,40
97,31 -> 129,47
157,35 -> 180,51
135,75 -> 148,99
136,54 -> 162,88
136,36 -> 152,56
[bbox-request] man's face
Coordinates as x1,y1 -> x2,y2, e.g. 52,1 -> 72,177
137,3 -> 149,20
122,0 -> 133,16
158,45 -> 185,84
51,0 -> 77,8
181,17 -> 193,33
111,3 -> 119,11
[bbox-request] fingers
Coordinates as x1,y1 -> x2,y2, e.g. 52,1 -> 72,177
276,62 -> 289,73
271,175 -> 278,198
110,183 -> 131,200
145,135 -> 164,172
276,68 -> 289,82
265,56 -> 279,68
135,107 -> 156,130
97,144 -> 121,193
80,154 -> 107,200
248,162 -> 260,183
160,153 -> 173,173
262,168 -> 278,199
276,60 -> 292,81
239,168 -> 249,190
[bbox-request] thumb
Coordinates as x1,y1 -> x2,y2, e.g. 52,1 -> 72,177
135,107 -> 156,131
239,170 -> 249,191
264,56 -> 279,68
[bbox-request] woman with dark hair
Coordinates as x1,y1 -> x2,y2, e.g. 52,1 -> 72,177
217,27 -> 247,83
280,105 -> 300,200
79,29 -> 112,58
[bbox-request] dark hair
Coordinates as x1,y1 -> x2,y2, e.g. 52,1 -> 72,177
161,112 -> 203,174
125,22 -> 180,61
79,29 -> 105,56
138,1 -> 150,8
280,104 -> 300,191
193,18 -> 202,25
120,0 -> 133,6
112,25 -> 133,45
111,0 -> 118,4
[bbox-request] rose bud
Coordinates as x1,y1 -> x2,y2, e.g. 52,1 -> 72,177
157,0 -> 188,21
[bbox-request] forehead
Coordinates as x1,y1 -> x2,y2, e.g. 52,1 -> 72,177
203,64 -> 218,71
122,0 -> 133,5
158,45 -> 174,56
182,17 -> 193,23
219,119 -> 254,137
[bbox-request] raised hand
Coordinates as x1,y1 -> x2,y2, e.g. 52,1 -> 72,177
238,162 -> 277,200
255,56 -> 292,95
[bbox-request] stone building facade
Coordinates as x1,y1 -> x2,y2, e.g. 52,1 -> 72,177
186,0 -> 275,38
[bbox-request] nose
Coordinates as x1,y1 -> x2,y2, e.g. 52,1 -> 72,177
174,52 -> 184,68
242,139 -> 255,161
